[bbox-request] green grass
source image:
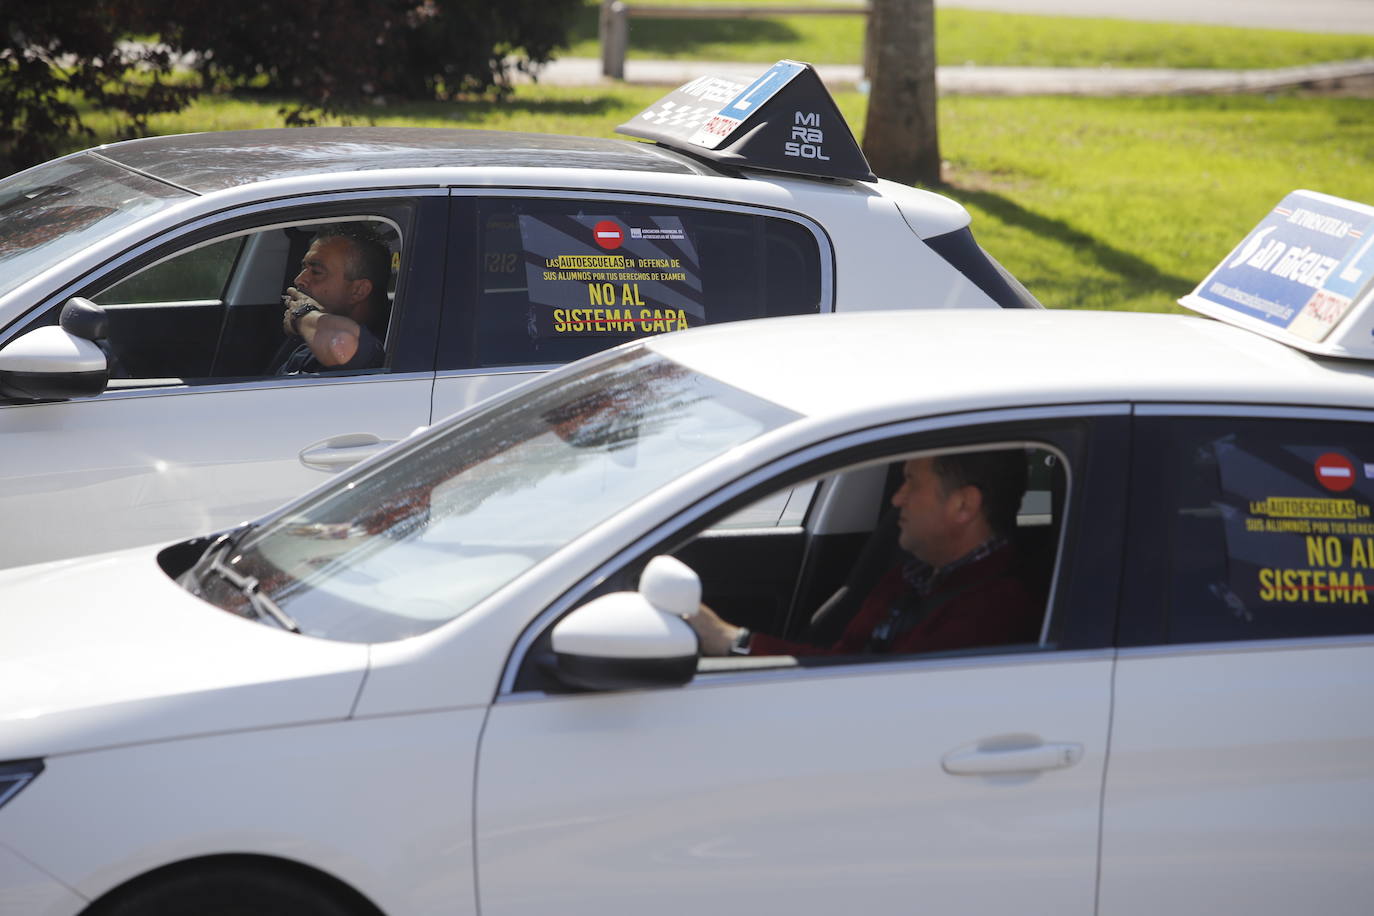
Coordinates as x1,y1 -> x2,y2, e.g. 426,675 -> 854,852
929,95 -> 1374,312
565,3 -> 1374,69
73,85 -> 1374,314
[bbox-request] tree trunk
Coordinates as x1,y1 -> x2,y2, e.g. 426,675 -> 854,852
861,0 -> 941,187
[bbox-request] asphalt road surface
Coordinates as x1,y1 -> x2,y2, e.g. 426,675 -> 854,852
937,0 -> 1374,33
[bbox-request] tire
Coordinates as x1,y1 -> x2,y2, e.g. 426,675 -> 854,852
91,861 -> 367,916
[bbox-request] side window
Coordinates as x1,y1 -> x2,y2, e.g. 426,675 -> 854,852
1143,416 -> 1374,644
26,209 -> 408,383
95,236 -> 246,306
520,441 -> 1071,694
473,198 -> 823,367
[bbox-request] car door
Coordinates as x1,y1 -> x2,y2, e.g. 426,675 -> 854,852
430,192 -> 832,421
473,410 -> 1127,916
0,191 -> 447,568
1101,407 -> 1374,915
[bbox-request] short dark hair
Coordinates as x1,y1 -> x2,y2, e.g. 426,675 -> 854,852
931,449 -> 1027,536
315,223 -> 391,305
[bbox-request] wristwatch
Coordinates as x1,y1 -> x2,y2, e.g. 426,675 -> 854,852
289,302 -> 322,334
728,627 -> 752,655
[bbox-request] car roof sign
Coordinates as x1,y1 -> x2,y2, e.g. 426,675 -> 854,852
1180,189 -> 1374,359
615,60 -> 878,184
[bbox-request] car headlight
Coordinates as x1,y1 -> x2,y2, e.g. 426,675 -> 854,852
0,760 -> 43,811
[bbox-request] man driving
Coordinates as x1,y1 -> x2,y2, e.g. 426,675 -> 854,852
691,450 -> 1041,657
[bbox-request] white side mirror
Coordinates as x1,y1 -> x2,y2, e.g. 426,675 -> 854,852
0,326 -> 109,401
639,555 -> 700,620
548,555 -> 702,691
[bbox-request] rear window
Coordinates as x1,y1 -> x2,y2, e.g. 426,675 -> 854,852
473,199 -> 824,366
924,227 -> 1040,310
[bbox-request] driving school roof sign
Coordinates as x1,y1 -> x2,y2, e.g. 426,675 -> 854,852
615,60 -> 877,184
1182,190 -> 1374,358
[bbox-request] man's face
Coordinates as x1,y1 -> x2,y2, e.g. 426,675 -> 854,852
294,237 -> 362,314
891,457 -> 961,565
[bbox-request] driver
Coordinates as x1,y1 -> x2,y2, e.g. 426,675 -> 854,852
690,450 -> 1041,657
275,224 -> 390,375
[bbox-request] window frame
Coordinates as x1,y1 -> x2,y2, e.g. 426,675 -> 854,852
499,404 -> 1131,696
437,189 -> 837,374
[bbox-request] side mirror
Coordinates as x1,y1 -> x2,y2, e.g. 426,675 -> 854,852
548,556 -> 702,691
59,297 -> 110,341
0,324 -> 109,401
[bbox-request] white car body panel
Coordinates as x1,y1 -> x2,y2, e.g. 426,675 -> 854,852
646,310 -> 1374,419
0,375 -> 432,568
477,653 -> 1112,916
0,842 -> 85,916
431,368 -> 544,426
1,712 -> 484,915
1100,640 -> 1374,916
0,545 -> 367,759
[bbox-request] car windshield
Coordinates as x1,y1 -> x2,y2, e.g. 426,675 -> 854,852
183,348 -> 798,643
0,153 -> 191,301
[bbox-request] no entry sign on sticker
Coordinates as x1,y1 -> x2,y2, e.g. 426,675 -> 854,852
594,221 -> 624,250
1315,452 -> 1356,492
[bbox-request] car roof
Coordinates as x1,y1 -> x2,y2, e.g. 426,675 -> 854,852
93,126 -> 715,194
645,309 -> 1374,422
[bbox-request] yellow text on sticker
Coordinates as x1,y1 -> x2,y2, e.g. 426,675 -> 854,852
1249,497 -> 1365,520
553,308 -> 689,333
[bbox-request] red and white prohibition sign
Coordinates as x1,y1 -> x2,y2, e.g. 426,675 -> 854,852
594,220 -> 624,250
1314,452 -> 1356,492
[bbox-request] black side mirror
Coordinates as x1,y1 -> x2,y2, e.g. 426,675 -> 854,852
59,297 -> 110,341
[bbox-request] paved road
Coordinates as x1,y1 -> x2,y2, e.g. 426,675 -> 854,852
937,0 -> 1374,34
533,57 -> 1374,93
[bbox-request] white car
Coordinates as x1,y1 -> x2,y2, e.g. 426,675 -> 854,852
0,60 -> 1035,569
4,190 -> 1374,915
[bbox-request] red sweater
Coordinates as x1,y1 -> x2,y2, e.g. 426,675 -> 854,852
749,545 -> 1041,657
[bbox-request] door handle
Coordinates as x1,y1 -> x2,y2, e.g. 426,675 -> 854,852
298,433 -> 395,472
942,741 -> 1083,775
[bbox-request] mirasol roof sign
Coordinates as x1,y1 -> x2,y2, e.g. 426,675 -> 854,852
1182,190 -> 1374,358
615,60 -> 877,184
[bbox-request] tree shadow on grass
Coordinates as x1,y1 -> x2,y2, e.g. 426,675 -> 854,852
569,4 -> 801,54
949,185 -> 1195,301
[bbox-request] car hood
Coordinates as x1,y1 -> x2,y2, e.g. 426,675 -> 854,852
0,545 -> 370,759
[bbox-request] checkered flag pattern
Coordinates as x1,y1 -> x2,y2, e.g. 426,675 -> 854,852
638,101 -> 716,129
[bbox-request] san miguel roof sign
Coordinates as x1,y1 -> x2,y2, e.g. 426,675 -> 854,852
1182,190 -> 1374,359
615,60 -> 877,184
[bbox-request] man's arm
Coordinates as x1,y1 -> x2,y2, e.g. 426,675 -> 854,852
294,309 -> 362,367
280,287 -> 373,368
691,565 -> 909,658
688,603 -> 745,656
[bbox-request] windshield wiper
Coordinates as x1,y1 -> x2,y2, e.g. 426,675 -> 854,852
205,555 -> 301,634
180,524 -> 300,633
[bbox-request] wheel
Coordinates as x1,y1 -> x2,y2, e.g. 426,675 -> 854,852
90,860 -> 369,916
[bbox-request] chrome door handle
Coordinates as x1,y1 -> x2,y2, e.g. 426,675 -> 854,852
942,742 -> 1083,775
298,434 -> 395,472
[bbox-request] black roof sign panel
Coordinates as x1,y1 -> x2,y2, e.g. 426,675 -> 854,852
616,60 -> 877,184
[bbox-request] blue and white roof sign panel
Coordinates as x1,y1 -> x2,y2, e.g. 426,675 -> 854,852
1185,190 -> 1374,347
688,61 -> 806,150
